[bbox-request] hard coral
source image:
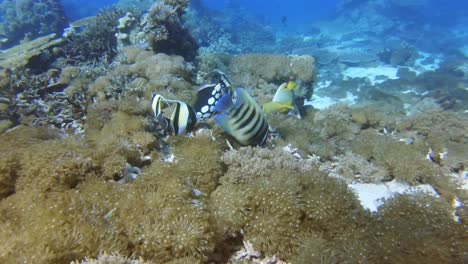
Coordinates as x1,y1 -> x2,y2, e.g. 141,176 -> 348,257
63,7 -> 126,62
140,0 -> 198,61
330,151 -> 389,183
0,0 -> 67,47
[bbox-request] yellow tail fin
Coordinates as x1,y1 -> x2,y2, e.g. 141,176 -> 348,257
263,102 -> 294,113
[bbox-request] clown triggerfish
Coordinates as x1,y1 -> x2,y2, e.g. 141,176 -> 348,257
192,71 -> 232,122
214,87 -> 269,146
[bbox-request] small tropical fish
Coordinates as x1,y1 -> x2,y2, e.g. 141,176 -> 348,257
214,87 -> 269,146
192,71 -> 232,122
263,81 -> 301,118
151,93 -> 196,135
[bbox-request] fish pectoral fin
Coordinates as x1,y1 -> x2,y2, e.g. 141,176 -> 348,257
214,113 -> 234,134
213,92 -> 233,113
263,102 -> 294,113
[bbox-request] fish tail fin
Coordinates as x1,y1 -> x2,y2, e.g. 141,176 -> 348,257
263,102 -> 294,113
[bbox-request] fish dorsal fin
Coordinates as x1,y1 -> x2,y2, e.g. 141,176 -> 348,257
286,81 -> 297,90
152,93 -> 166,117
197,83 -> 217,92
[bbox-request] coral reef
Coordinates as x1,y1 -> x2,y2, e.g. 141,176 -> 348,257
0,0 -> 465,263
114,0 -> 198,61
62,7 -> 126,62
0,0 -> 68,47
325,151 -> 389,183
0,33 -> 63,70
0,115 -> 464,263
184,4 -> 275,55
87,46 -> 194,113
86,111 -> 157,181
0,62 -> 89,134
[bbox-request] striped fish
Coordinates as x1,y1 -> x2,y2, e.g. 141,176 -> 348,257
192,71 -> 233,122
213,87 -> 269,146
151,93 -> 196,135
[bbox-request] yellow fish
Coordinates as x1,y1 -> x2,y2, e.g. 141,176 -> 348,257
263,81 -> 297,114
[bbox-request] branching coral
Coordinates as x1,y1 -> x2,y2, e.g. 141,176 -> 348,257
135,0 -> 197,60
62,7 -> 126,62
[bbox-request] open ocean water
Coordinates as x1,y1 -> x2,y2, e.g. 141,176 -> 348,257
0,0 -> 466,263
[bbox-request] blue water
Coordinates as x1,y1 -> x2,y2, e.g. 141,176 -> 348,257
0,0 -> 465,32
58,0 -> 339,27
60,0 -> 117,21
200,0 -> 339,29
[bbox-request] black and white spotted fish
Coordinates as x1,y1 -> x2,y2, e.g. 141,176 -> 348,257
151,93 -> 196,135
192,83 -> 224,121
192,71 -> 232,122
213,87 -> 269,146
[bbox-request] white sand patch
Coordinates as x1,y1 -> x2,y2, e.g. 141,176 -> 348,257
348,183 -> 392,212
305,92 -> 357,110
315,80 -> 332,91
348,179 -> 438,212
342,66 -> 399,85
408,51 -> 442,75
305,94 -> 336,110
